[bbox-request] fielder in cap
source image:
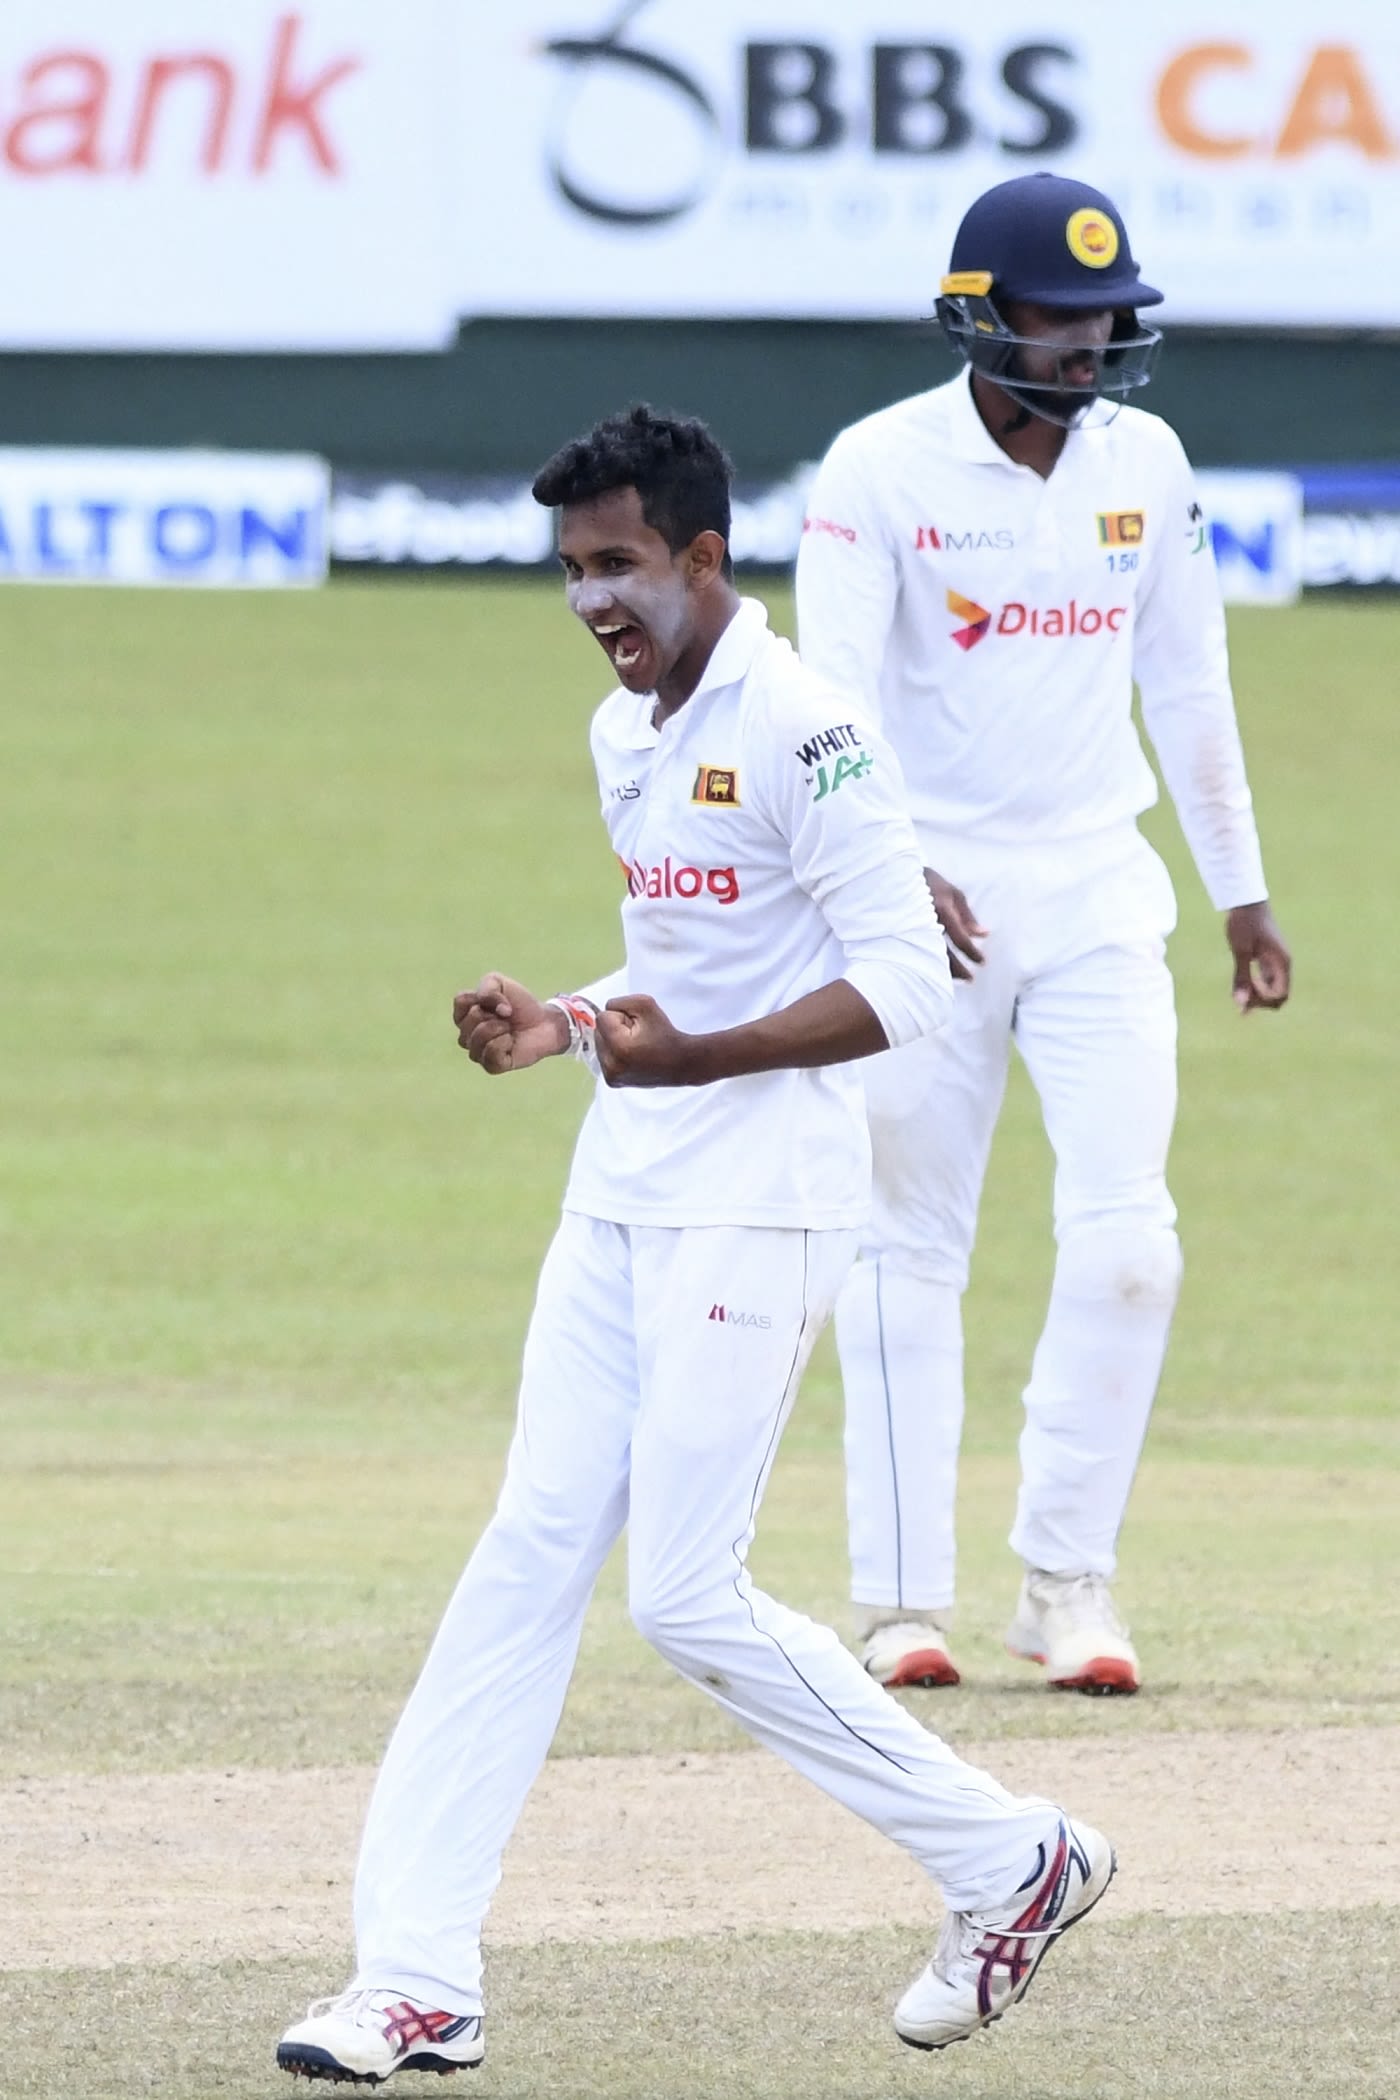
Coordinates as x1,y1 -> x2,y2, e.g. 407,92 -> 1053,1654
796,170 -> 1292,1698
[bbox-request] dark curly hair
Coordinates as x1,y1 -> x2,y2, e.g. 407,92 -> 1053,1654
532,404 -> 734,577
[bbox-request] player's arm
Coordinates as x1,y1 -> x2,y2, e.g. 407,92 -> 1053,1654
596,710 -> 952,1089
795,431 -> 986,977
794,430 -> 898,727
1133,440 -> 1291,1012
453,967 -> 628,1077
596,979 -> 889,1087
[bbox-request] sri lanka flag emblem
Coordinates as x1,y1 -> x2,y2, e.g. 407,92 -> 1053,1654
693,765 -> 740,805
1097,511 -> 1145,546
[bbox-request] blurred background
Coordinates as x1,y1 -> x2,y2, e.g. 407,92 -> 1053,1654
0,0 -> 1396,587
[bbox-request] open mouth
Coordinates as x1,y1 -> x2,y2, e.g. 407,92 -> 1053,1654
592,621 -> 648,675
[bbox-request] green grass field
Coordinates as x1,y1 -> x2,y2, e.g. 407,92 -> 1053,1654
3,580 -> 1398,2096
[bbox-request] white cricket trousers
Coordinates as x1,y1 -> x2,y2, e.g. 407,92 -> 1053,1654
352,1211 -> 1060,2019
840,826 -> 1184,1610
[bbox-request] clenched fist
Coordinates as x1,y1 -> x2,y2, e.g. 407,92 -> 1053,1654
597,995 -> 704,1088
452,974 -> 569,1075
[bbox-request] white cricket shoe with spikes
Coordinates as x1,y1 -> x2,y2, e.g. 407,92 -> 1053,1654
277,1989 -> 484,2083
895,1816 -> 1115,2050
858,1611 -> 960,1688
1005,1570 -> 1141,1695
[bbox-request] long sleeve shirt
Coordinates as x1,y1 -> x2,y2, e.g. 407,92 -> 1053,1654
561,598 -> 953,1229
794,373 -> 1268,909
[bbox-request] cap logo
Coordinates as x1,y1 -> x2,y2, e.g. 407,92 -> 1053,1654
940,270 -> 994,296
1066,208 -> 1119,269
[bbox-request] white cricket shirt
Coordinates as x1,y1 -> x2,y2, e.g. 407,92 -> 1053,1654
561,598 -> 953,1230
795,373 -> 1268,908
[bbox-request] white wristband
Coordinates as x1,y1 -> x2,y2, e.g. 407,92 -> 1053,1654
546,995 -> 603,1077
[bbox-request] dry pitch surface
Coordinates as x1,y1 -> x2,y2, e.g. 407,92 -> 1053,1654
6,1727 -> 1399,1971
4,1723 -> 1399,2100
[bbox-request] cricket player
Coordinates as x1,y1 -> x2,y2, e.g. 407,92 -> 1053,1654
277,406 -> 1115,2083
796,173 -> 1292,1699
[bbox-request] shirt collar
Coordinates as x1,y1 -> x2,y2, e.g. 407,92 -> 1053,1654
943,368 -> 1121,463
618,596 -> 769,746
687,594 -> 769,702
943,370 -> 1025,468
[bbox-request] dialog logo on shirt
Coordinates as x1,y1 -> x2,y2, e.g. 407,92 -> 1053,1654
1096,510 -> 1146,546
802,514 -> 857,543
946,589 -> 993,650
998,601 -> 1127,636
948,588 -> 1127,645
692,765 -> 740,805
625,857 -> 741,905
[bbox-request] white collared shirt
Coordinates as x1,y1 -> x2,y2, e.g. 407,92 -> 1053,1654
562,598 -> 953,1229
795,374 -> 1268,908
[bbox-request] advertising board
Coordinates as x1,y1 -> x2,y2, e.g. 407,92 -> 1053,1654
0,2 -> 1395,345
330,461 -> 1306,603
457,2 -> 1400,326
0,449 -> 329,586
0,3 -> 455,348
1297,465 -> 1400,588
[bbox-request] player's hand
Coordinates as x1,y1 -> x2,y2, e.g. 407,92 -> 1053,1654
453,974 -> 569,1074
1225,903 -> 1292,1013
596,994 -> 701,1088
926,868 -> 988,982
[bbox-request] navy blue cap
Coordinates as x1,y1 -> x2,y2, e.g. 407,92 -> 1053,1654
946,172 -> 1163,309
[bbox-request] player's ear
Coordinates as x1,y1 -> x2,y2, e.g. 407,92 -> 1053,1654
686,529 -> 728,588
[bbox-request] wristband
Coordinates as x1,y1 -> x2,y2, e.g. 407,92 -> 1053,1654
546,994 -> 603,1077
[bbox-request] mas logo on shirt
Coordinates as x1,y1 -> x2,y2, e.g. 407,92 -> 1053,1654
708,1301 -> 772,1329
1096,510 -> 1146,547
946,589 -> 992,651
692,765 -> 740,806
915,524 -> 1015,552
1186,499 -> 1208,554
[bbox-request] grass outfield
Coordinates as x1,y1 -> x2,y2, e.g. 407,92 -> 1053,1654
3,580 -> 1398,2094
11,1918 -> 1400,2100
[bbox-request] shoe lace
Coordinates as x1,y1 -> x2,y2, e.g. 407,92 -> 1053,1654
1035,1572 -> 1127,1636
303,1988 -> 395,2025
939,1904 -> 1060,1976
932,1901 -> 1064,2014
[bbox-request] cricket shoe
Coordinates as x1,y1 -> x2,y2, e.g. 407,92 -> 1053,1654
894,1816 -> 1115,2050
858,1612 -> 960,1689
1006,1570 -> 1140,1695
277,1990 -> 484,2083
